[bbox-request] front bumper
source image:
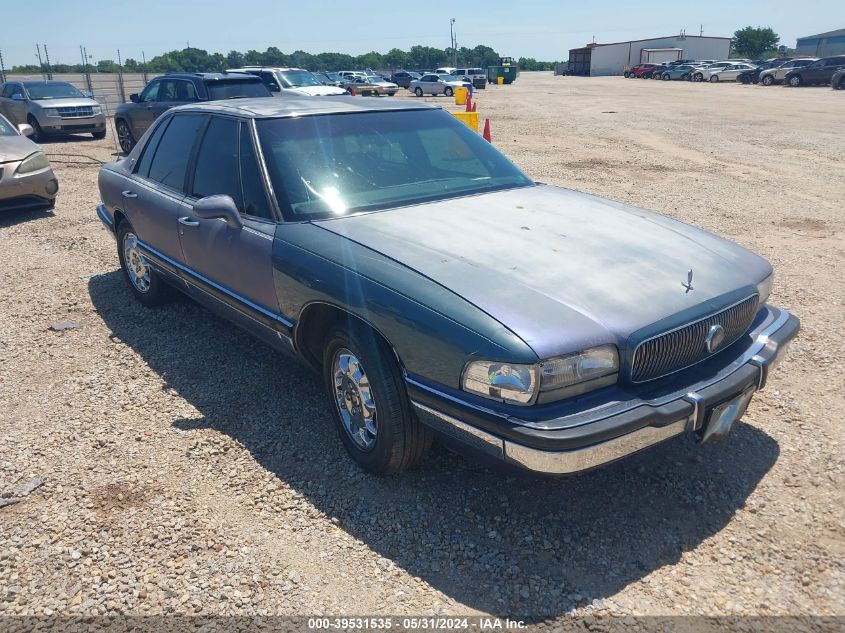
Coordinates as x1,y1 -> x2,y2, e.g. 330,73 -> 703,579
36,112 -> 106,134
0,163 -> 58,211
409,306 -> 799,474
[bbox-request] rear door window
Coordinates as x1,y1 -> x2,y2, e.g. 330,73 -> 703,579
191,116 -> 241,206
146,114 -> 206,192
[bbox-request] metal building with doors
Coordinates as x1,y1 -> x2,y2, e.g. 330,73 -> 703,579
568,35 -> 731,76
795,28 -> 845,57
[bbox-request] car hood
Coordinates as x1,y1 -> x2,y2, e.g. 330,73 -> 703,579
314,185 -> 771,359
30,98 -> 99,108
287,85 -> 347,96
0,135 -> 39,163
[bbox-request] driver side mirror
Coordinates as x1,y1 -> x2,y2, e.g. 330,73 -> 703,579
192,195 -> 243,230
82,91 -> 93,98
129,93 -> 140,103
18,123 -> 34,137
11,94 -> 25,101
268,83 -> 280,92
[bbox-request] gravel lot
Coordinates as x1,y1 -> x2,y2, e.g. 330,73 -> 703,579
1,72 -> 843,621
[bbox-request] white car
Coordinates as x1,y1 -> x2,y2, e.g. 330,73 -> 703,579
228,67 -> 346,96
409,74 -> 472,97
434,67 -> 457,75
692,62 -> 734,82
708,63 -> 757,82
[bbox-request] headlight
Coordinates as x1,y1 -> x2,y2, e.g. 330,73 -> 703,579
92,105 -> 102,115
463,361 -> 537,404
538,346 -> 619,392
43,108 -> 60,117
462,345 -> 619,405
16,151 -> 50,175
757,272 -> 774,304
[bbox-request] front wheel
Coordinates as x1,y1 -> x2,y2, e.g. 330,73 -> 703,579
444,86 -> 454,97
693,73 -> 703,82
414,87 -> 423,97
27,116 -> 47,143
836,78 -> 845,90
623,71 -> 630,78
788,75 -> 802,87
761,75 -> 774,86
323,326 -> 431,474
662,73 -> 670,81
709,75 -> 719,83
115,119 -> 135,154
92,130 -> 107,140
116,222 -> 171,307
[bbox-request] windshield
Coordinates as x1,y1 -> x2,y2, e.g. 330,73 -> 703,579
279,70 -> 322,88
257,109 -> 533,221
24,82 -> 84,100
442,75 -> 462,82
0,115 -> 17,136
207,80 -> 271,100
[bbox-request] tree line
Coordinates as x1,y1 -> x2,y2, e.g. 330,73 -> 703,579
8,45 -> 559,75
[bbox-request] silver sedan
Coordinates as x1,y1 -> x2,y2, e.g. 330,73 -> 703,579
0,114 -> 59,212
409,74 -> 472,97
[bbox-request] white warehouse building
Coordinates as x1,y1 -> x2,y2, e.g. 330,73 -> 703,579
568,35 -> 732,76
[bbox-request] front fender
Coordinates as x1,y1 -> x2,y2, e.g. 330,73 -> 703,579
272,223 -> 537,388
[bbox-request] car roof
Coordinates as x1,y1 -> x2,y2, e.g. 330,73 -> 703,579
168,96 -> 439,119
161,72 -> 260,81
228,67 -> 308,73
20,80 -> 74,86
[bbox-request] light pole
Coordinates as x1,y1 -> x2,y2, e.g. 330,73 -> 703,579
450,18 -> 456,68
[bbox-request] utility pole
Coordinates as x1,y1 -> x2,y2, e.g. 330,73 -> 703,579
0,49 -> 6,83
700,24 -> 703,37
43,44 -> 53,79
35,44 -> 46,79
450,18 -> 456,68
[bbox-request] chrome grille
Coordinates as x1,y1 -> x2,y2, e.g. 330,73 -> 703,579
631,295 -> 759,383
58,106 -> 94,118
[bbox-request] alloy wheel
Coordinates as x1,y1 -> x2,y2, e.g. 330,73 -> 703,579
332,349 -> 378,451
122,233 -> 151,293
116,121 -> 134,154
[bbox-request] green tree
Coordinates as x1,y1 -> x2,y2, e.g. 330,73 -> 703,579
732,26 -> 780,58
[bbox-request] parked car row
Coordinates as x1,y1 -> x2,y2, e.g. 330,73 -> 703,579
625,56 -> 845,88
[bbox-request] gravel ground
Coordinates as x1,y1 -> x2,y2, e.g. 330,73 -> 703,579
1,72 -> 843,622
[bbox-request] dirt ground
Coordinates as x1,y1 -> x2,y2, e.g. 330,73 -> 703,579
1,72 -> 843,621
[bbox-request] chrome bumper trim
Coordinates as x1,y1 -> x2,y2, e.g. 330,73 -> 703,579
503,417 -> 690,474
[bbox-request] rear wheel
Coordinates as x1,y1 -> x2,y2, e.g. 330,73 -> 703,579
116,222 -> 171,307
788,75 -> 802,87
414,87 -> 423,97
623,71 -> 630,78
662,73 -> 670,81
115,119 -> 135,154
694,73 -> 703,82
323,325 -> 431,474
836,77 -> 845,90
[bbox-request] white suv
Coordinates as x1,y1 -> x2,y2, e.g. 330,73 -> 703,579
228,67 -> 346,96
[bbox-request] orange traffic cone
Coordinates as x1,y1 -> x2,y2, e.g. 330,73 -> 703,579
482,118 -> 491,143
472,100 -> 477,112
465,93 -> 472,112
349,86 -> 357,96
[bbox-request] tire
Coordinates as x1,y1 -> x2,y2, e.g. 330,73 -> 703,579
116,221 -> 171,307
323,325 -> 431,474
115,119 -> 135,154
27,116 -> 47,143
694,73 -> 703,82
836,78 -> 845,90
414,87 -> 423,97
788,75 -> 802,87
444,87 -> 454,97
623,71 -> 630,78
662,73 -> 670,81
709,75 -> 719,83
92,130 -> 107,140
761,75 -> 774,86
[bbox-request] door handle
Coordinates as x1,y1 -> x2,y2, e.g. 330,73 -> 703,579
121,190 -> 138,198
178,216 -> 200,227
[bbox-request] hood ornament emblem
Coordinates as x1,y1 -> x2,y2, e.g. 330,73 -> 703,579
682,269 -> 694,293
705,324 -> 726,353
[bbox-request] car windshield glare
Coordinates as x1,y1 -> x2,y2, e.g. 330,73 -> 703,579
257,109 -> 534,221
0,116 -> 17,136
25,82 -> 84,100
279,71 -> 322,88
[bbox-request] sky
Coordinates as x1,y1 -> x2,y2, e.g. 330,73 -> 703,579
0,0 -> 840,68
